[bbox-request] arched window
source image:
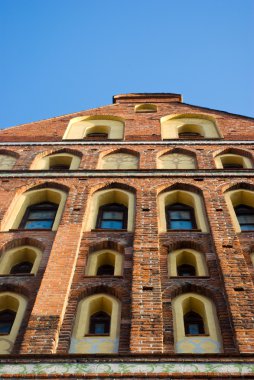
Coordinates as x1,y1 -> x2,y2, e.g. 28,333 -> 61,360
161,114 -> 221,140
63,116 -> 124,140
19,202 -> 58,230
235,204 -> 254,231
89,311 -> 110,335
184,311 -> 205,335
166,203 -> 197,230
157,152 -> 197,169
214,153 -> 252,169
85,249 -> 123,276
96,203 -> 128,230
172,293 -> 222,353
168,248 -> 208,277
0,245 -> 42,275
0,310 -> 16,335
177,264 -> 196,276
0,154 -> 16,170
100,152 -> 138,170
70,293 -> 121,354
31,152 -> 81,170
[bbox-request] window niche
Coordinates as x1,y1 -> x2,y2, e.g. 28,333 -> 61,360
0,245 -> 42,275
157,152 -> 197,170
168,248 -> 208,277
1,187 -> 67,232
225,189 -> 254,233
100,152 -> 139,170
214,153 -> 253,169
31,152 -> 81,170
157,189 -> 209,233
85,249 -> 123,276
161,114 -> 221,140
69,294 -> 121,354
134,103 -> 157,113
63,116 -> 124,140
172,293 -> 222,353
0,154 -> 16,170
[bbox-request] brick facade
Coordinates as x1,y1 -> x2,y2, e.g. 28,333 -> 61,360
0,93 -> 254,378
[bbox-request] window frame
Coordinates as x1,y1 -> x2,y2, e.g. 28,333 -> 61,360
19,201 -> 58,230
235,204 -> 254,231
166,203 -> 197,230
184,310 -> 205,336
88,311 -> 111,336
96,203 -> 128,230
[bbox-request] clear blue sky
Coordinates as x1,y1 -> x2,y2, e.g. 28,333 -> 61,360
0,0 -> 253,130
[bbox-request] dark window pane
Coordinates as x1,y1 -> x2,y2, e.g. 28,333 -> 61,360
101,220 -> 123,229
10,261 -> 33,274
28,210 -> 56,219
0,310 -> 16,335
177,264 -> 196,276
97,265 -> 114,276
169,211 -> 191,220
241,225 -> 254,231
89,311 -> 110,335
188,323 -> 200,335
171,220 -> 193,229
24,220 -> 53,229
238,215 -> 254,224
184,311 -> 205,335
102,211 -> 123,220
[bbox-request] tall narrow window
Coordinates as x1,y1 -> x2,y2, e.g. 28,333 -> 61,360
19,202 -> 58,230
96,203 -> 127,230
235,204 -> 254,231
166,203 -> 196,230
184,311 -> 205,335
89,311 -> 110,335
0,309 -> 16,335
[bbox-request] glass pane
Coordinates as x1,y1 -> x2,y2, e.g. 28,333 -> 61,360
241,225 -> 254,231
102,211 -> 123,220
100,220 -> 123,229
94,323 -> 106,334
28,210 -> 56,219
24,220 -> 53,229
170,220 -> 193,229
238,215 -> 254,223
188,323 -> 200,335
169,211 -> 191,220
0,323 -> 12,335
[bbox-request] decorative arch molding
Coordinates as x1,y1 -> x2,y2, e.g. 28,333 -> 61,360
157,148 -> 197,169
69,293 -> 121,354
31,148 -> 82,170
161,113 -> 221,140
0,237 -> 45,254
0,292 -> 27,354
98,148 -> 139,170
63,115 -> 125,140
1,184 -> 68,232
0,149 -> 19,170
88,240 -> 127,255
172,292 -> 223,353
157,186 -> 209,233
84,186 -> 135,232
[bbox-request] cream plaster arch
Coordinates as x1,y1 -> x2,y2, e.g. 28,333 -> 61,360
251,252 -> 254,266
157,189 -> 209,233
0,245 -> 42,275
99,152 -> 139,170
63,116 -> 124,140
0,154 -> 16,170
1,187 -> 67,232
31,152 -> 81,170
69,293 -> 121,353
157,152 -> 197,169
214,154 -> 252,169
0,292 -> 27,354
172,292 -> 222,353
225,189 -> 254,233
135,103 -> 157,113
84,188 -> 135,232
161,114 -> 221,140
168,248 -> 208,277
85,249 -> 123,276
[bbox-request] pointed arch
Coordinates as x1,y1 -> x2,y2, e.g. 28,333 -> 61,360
30,148 -> 82,170
157,148 -> 197,169
98,148 -> 139,170
214,148 -> 253,169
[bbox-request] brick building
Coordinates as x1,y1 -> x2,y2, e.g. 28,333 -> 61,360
0,93 -> 254,378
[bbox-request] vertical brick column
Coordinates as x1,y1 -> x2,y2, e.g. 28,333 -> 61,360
204,181 -> 254,353
130,182 -> 164,353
